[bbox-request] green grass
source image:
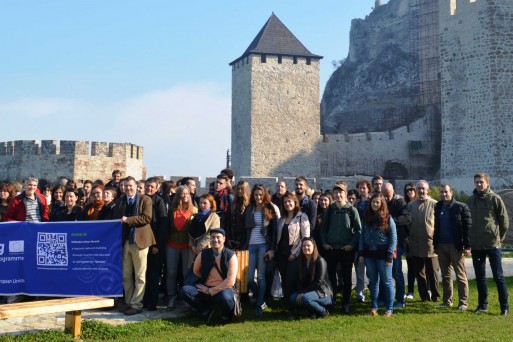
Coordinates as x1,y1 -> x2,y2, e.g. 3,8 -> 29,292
1,277 -> 512,342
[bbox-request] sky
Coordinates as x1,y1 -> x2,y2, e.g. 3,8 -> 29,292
0,0 -> 388,180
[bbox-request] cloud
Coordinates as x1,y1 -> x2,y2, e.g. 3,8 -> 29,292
0,83 -> 231,181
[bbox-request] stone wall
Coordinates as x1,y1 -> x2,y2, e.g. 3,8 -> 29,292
231,54 -> 321,178
0,140 -> 145,183
319,109 -> 439,180
440,0 -> 513,192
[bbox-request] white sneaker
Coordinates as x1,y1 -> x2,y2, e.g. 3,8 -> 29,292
405,293 -> 414,300
458,305 -> 468,311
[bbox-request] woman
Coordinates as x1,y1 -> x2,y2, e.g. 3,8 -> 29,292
359,193 -> 397,317
0,183 -> 16,221
268,191 -> 310,300
49,185 -> 66,221
314,192 -> 333,252
188,193 -> 220,264
289,237 -> 332,319
82,185 -> 104,220
98,187 -> 118,220
244,184 -> 279,317
51,188 -> 83,221
232,180 -> 251,249
404,182 -> 417,300
166,185 -> 197,310
311,191 -> 322,208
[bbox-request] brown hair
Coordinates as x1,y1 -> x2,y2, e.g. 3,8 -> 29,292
298,237 -> 320,284
200,193 -> 217,212
474,173 -> 490,183
250,184 -> 275,221
280,191 -> 300,217
364,193 -> 390,231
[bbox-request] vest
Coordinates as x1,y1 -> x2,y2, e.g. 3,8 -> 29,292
199,247 -> 235,283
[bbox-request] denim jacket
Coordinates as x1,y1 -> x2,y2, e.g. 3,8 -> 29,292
359,216 -> 397,262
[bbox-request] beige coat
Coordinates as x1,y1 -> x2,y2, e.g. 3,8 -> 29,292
407,197 -> 437,258
188,212 -> 221,264
274,211 -> 310,257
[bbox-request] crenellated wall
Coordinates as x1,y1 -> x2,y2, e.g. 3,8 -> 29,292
0,140 -> 145,183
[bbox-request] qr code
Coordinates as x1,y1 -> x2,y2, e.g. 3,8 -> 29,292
37,233 -> 68,266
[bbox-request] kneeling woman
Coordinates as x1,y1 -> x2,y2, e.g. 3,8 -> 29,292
358,193 -> 397,317
289,237 -> 332,319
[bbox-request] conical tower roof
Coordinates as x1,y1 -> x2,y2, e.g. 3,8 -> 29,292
230,13 -> 322,65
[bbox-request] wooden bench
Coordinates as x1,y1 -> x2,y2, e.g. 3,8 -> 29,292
0,296 -> 114,338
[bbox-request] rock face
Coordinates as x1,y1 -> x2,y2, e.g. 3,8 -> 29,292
321,0 -> 420,134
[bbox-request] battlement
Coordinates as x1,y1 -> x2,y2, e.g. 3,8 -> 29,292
0,140 -> 143,159
231,54 -> 318,71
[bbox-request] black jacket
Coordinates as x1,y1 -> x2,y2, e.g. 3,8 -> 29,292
434,198 -> 472,251
297,256 -> 333,298
386,195 -> 411,247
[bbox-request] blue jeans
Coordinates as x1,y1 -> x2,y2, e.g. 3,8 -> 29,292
472,249 -> 509,310
365,258 -> 395,312
289,291 -> 332,315
248,244 -> 267,307
166,246 -> 189,298
392,246 -> 405,303
180,285 -> 234,318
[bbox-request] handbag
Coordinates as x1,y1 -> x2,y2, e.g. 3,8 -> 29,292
270,269 -> 284,300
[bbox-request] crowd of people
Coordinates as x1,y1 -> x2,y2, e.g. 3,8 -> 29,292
0,169 -> 510,324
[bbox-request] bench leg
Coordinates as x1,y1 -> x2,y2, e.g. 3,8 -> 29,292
65,310 -> 82,338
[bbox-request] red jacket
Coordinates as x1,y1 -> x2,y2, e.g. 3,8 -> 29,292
2,192 -> 49,222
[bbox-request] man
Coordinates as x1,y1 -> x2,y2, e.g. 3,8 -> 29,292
3,177 -> 49,303
114,176 -> 155,315
105,169 -> 122,189
271,181 -> 287,207
180,228 -> 238,325
3,177 -> 49,222
407,180 -> 440,302
182,177 -> 200,207
142,177 -> 168,311
382,182 -> 411,308
468,173 -> 509,315
354,179 -> 371,302
321,183 -> 361,314
347,189 -> 359,207
83,180 -> 93,204
434,184 -> 471,311
214,174 -> 234,241
371,175 -> 384,195
295,176 -> 317,230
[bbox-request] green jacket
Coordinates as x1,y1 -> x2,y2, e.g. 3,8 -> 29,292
169,207 -> 198,246
467,188 -> 509,250
320,202 -> 361,249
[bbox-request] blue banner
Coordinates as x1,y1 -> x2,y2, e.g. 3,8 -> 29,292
0,220 -> 122,297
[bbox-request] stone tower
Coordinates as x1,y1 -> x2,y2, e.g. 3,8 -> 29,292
440,0 -> 513,191
230,13 -> 323,178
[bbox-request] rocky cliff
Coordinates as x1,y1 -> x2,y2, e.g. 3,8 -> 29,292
321,0 -> 421,134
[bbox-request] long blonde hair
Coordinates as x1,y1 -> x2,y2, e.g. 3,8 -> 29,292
234,180 -> 251,214
171,185 -> 194,212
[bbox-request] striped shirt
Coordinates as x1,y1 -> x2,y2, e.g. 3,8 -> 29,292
24,197 -> 41,222
249,210 -> 266,245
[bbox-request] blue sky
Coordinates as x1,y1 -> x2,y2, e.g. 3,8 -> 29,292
0,0 -> 387,180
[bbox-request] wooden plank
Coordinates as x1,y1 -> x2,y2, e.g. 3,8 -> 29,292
0,296 -> 114,319
64,311 -> 82,338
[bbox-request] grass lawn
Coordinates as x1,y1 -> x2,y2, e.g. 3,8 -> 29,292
1,277 -> 512,342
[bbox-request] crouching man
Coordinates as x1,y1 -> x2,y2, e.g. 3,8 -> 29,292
180,228 -> 238,324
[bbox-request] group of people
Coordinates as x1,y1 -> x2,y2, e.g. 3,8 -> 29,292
0,170 -> 510,324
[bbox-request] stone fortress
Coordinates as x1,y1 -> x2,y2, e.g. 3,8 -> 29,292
0,140 -> 145,184
230,0 -> 513,194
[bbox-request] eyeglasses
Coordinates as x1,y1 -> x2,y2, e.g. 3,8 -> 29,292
93,192 -> 102,196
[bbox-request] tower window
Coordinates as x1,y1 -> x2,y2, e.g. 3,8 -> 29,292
261,54 -> 266,63
278,56 -> 282,64
293,57 -> 298,64
306,57 -> 311,65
